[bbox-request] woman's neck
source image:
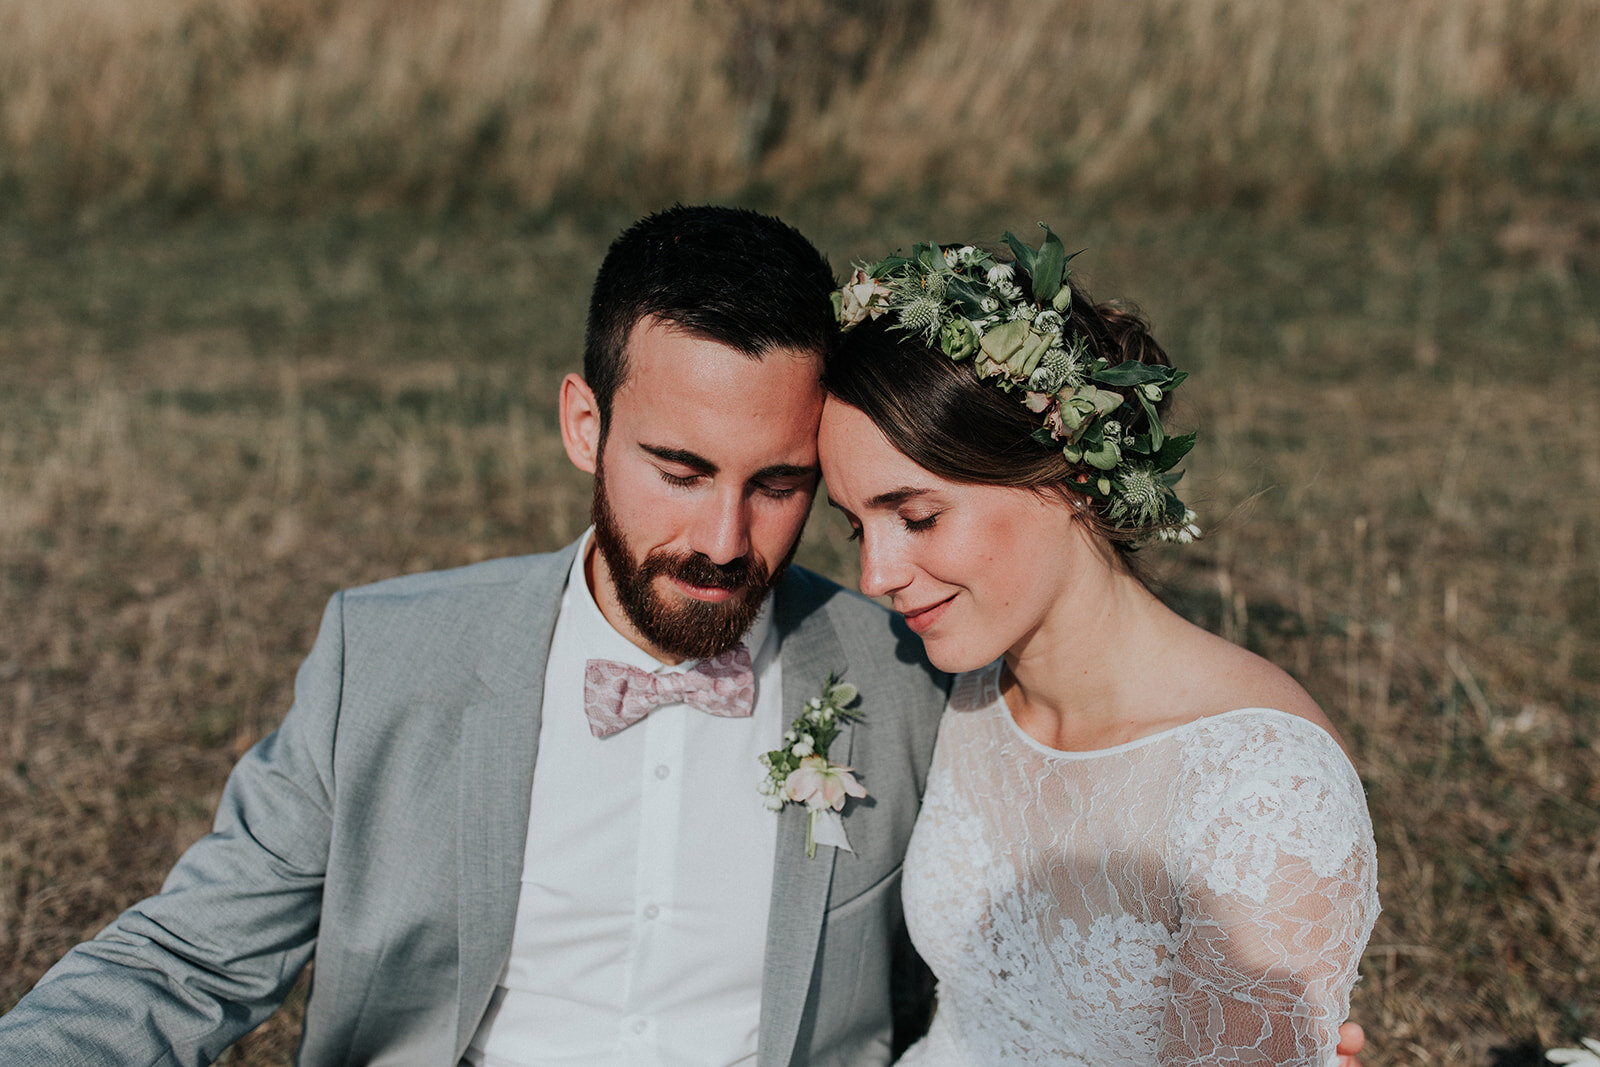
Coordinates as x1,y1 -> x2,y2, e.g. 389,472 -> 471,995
1000,553 -> 1183,751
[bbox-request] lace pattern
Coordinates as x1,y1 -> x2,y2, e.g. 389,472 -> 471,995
898,664 -> 1378,1066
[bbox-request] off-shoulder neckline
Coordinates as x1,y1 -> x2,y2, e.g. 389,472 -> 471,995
960,662 -> 1326,760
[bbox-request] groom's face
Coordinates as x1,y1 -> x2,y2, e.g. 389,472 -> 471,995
561,315 -> 825,663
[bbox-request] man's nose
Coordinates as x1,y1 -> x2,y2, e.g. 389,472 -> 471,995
690,489 -> 752,566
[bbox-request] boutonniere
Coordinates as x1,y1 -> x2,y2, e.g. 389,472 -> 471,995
758,674 -> 866,858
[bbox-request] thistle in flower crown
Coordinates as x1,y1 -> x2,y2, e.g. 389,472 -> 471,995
832,225 -> 1201,545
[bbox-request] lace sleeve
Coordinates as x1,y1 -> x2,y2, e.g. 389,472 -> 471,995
1159,716 -> 1380,1066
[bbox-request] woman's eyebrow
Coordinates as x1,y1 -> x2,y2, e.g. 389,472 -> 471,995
867,486 -> 933,508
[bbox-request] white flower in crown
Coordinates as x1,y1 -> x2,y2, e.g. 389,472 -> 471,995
837,268 -> 892,329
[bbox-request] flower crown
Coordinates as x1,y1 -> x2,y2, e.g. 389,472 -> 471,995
832,224 -> 1200,544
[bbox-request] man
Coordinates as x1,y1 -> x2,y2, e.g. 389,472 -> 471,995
0,206 -> 946,1066
0,206 -> 1367,1066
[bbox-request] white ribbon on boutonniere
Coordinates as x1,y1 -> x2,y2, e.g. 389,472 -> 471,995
758,674 -> 866,858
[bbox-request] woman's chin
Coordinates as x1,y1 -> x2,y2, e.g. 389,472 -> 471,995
919,636 -> 999,676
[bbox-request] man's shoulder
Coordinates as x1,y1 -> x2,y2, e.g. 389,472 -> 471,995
341,546 -> 574,607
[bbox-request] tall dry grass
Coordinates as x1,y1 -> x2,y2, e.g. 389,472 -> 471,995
1,0 -> 1597,219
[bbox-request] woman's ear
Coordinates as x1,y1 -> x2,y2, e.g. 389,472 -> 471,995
559,373 -> 602,474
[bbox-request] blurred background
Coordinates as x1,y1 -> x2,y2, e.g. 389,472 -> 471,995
1,1 -> 1597,1062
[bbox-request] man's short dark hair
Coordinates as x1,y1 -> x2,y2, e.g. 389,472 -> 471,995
583,205 -> 838,430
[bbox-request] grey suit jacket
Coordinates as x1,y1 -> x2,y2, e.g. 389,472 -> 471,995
0,541 -> 949,1066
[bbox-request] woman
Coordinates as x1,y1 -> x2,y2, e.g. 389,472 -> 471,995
818,231 -> 1378,1065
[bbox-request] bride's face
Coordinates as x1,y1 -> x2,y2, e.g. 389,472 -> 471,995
818,399 -> 1080,674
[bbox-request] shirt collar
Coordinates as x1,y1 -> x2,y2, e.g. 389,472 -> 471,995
566,527 -> 774,675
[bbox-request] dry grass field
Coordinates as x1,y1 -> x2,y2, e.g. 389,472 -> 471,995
2,1 -> 1599,1064
1,0 -> 1597,219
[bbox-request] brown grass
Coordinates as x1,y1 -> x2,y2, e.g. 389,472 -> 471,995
0,0 -> 1597,220
1,204 -> 1597,1063
2,2 -> 1599,1061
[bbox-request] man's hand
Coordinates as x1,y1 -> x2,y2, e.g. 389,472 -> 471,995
1336,1021 -> 1366,1067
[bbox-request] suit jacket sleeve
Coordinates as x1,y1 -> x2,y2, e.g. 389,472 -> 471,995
0,591 -> 350,1066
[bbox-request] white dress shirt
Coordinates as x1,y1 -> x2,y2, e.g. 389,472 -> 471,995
465,530 -> 782,1066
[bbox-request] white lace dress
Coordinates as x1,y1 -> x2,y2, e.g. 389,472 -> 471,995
898,664 -> 1379,1066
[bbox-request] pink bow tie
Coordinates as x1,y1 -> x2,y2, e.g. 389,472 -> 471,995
583,644 -> 756,738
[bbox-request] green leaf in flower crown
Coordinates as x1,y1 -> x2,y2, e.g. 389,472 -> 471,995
1086,441 -> 1121,470
1151,431 -> 1197,471
1052,279 -> 1075,313
939,317 -> 979,361
1137,390 -> 1166,451
1012,329 -> 1051,378
1058,396 -> 1092,433
914,243 -> 945,271
945,277 -> 990,317
869,254 -> 913,276
979,318 -> 1028,367
1029,224 -> 1068,305
1090,388 -> 1124,417
1001,230 -> 1040,281
1093,361 -> 1170,387
1031,426 -> 1058,448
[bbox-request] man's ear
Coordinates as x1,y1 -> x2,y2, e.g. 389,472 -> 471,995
559,373 -> 602,474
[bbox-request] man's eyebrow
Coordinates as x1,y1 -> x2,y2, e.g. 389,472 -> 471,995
755,462 -> 822,481
639,444 -> 818,482
639,444 -> 716,473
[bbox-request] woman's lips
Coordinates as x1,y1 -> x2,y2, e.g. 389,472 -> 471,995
899,595 -> 954,634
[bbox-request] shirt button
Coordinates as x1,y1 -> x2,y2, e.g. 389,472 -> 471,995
643,903 -> 660,920
654,764 -> 670,780
631,1019 -> 647,1035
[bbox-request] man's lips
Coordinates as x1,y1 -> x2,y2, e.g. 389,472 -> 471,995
898,595 -> 955,634
668,574 -> 742,603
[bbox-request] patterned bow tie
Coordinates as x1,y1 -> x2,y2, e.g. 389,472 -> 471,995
583,644 -> 756,738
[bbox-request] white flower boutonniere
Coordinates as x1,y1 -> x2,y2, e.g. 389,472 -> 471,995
759,674 -> 866,858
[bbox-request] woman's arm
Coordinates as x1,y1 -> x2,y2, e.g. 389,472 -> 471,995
1159,717 -> 1380,1065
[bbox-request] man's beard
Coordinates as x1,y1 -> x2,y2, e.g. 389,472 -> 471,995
590,465 -> 797,661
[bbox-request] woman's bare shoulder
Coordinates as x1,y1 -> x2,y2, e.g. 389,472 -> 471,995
1179,623 -> 1345,748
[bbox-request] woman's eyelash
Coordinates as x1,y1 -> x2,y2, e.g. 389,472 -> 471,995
904,513 -> 939,532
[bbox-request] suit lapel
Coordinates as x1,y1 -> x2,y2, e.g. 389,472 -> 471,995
757,575 -> 853,1067
453,542 -> 578,1055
